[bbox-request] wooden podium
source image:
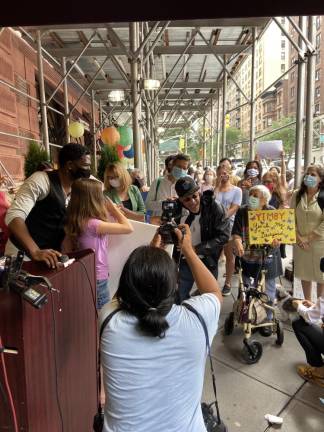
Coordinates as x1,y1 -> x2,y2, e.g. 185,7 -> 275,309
0,250 -> 98,431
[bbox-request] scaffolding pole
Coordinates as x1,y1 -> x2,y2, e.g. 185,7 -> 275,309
210,99 -> 214,167
221,59 -> 227,158
130,22 -> 142,170
203,115 -> 207,166
62,57 -> 70,143
36,31 -> 50,157
304,15 -> 316,168
216,89 -> 221,165
295,16 -> 307,188
249,28 -> 257,160
91,90 -> 97,173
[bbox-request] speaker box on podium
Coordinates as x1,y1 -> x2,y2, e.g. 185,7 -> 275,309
0,249 -> 98,431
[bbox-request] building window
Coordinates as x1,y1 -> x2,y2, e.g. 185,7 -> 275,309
281,40 -> 286,49
291,71 -> 295,80
281,64 -> 285,73
316,69 -> 320,81
278,108 -> 282,119
281,31 -> 286,37
281,52 -> 285,60
291,57 -> 296,65
290,87 -> 295,98
315,103 -> 320,114
316,16 -> 321,30
316,50 -> 321,64
281,17 -> 285,25
316,33 -> 321,49
316,87 -> 321,98
267,118 -> 272,126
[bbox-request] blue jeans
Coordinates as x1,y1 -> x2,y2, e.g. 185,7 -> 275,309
96,279 -> 110,310
242,275 -> 276,319
178,256 -> 219,304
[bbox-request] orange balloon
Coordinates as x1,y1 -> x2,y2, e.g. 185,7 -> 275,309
101,126 -> 120,146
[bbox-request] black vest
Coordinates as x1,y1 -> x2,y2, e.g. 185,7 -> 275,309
25,171 -> 66,251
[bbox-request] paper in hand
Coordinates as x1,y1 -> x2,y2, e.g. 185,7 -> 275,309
256,140 -> 283,159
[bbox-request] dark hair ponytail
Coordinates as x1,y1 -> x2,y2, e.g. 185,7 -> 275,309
116,246 -> 177,338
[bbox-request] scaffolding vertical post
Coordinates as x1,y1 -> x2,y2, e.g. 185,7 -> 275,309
304,16 -> 316,168
221,56 -> 227,158
216,89 -> 221,165
203,115 -> 207,166
62,57 -> 70,143
91,90 -> 97,173
210,99 -> 214,167
249,27 -> 257,160
295,16 -> 307,188
36,30 -> 50,156
130,22 -> 142,170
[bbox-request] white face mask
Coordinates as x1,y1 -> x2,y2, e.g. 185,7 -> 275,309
205,174 -> 214,184
109,178 -> 121,188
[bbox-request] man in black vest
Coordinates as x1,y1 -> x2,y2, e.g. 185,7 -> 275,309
5,143 -> 91,268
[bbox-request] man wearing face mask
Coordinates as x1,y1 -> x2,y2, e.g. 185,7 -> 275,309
146,153 -> 190,217
174,177 -> 230,302
5,143 -> 91,268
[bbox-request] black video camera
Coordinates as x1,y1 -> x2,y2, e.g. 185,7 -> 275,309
157,200 -> 182,245
0,251 -> 52,309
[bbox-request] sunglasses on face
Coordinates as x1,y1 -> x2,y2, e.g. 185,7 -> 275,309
183,193 -> 199,203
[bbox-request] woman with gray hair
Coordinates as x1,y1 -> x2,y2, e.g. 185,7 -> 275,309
231,185 -> 283,335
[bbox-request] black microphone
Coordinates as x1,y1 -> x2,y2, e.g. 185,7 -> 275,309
320,257 -> 324,273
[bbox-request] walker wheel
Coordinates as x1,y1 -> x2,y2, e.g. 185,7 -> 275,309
224,312 -> 234,335
242,340 -> 263,364
276,320 -> 284,346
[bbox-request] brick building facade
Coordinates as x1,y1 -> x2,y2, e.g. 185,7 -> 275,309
0,28 -> 96,180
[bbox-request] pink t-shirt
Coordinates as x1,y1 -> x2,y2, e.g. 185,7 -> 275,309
78,218 -> 108,281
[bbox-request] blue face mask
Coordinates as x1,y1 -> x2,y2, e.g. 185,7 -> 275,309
304,174 -> 318,189
172,166 -> 187,180
248,196 -> 260,210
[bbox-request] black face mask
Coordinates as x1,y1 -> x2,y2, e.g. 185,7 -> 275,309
70,167 -> 91,180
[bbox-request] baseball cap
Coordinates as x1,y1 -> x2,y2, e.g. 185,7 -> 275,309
175,176 -> 200,198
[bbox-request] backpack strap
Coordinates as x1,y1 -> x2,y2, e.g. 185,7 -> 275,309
182,302 -> 221,423
154,177 -> 162,201
317,188 -> 324,212
99,307 -> 121,338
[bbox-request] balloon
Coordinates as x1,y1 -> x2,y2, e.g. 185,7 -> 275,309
101,126 -> 120,146
118,126 -> 133,148
123,147 -> 134,159
117,145 -> 124,159
68,122 -> 84,138
123,144 -> 132,151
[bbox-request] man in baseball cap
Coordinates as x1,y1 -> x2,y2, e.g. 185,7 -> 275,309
174,177 -> 230,302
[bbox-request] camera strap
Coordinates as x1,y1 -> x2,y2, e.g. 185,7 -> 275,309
182,302 -> 222,425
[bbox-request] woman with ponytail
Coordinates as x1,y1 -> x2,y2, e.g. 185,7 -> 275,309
99,225 -> 222,432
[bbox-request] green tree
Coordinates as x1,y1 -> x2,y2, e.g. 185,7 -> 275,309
24,141 -> 50,179
97,145 -> 120,181
225,127 -> 243,158
258,117 -> 296,158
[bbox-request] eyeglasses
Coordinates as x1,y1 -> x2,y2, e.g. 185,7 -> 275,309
183,193 -> 199,203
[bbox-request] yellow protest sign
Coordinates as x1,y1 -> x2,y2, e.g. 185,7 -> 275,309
248,209 -> 296,245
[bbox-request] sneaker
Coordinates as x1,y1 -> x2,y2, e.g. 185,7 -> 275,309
222,284 -> 232,297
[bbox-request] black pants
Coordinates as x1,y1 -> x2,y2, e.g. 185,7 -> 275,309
292,317 -> 324,367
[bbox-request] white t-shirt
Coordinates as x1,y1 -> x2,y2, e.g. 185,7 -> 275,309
99,294 -> 220,432
180,212 -> 201,246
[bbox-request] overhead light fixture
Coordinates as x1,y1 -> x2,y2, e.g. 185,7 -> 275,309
108,90 -> 125,102
157,127 -> 165,134
143,79 -> 160,90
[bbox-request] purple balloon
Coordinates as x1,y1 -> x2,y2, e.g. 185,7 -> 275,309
123,147 -> 134,158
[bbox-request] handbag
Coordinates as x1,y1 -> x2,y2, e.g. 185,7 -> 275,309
183,303 -> 227,432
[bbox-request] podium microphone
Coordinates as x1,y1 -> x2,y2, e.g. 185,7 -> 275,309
320,258 -> 324,273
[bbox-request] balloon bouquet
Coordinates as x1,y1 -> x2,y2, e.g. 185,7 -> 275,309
100,125 -> 134,160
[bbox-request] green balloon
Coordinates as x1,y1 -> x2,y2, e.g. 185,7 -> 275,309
118,126 -> 133,148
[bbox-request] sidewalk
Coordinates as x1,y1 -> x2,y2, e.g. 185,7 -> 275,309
203,254 -> 324,432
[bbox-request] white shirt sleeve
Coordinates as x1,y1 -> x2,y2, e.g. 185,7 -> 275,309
184,293 -> 221,342
5,171 -> 50,225
297,296 -> 324,326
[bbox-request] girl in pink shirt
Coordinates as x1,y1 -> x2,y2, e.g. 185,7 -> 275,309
65,178 -> 133,309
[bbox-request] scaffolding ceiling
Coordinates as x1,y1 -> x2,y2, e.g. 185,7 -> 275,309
19,17 -> 271,126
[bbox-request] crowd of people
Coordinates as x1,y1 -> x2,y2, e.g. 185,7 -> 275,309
1,143 -> 324,431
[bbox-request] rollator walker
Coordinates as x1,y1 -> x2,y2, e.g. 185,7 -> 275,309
224,247 -> 284,364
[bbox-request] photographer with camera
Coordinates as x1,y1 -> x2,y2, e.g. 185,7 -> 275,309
99,225 -> 223,432
173,177 -> 230,303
